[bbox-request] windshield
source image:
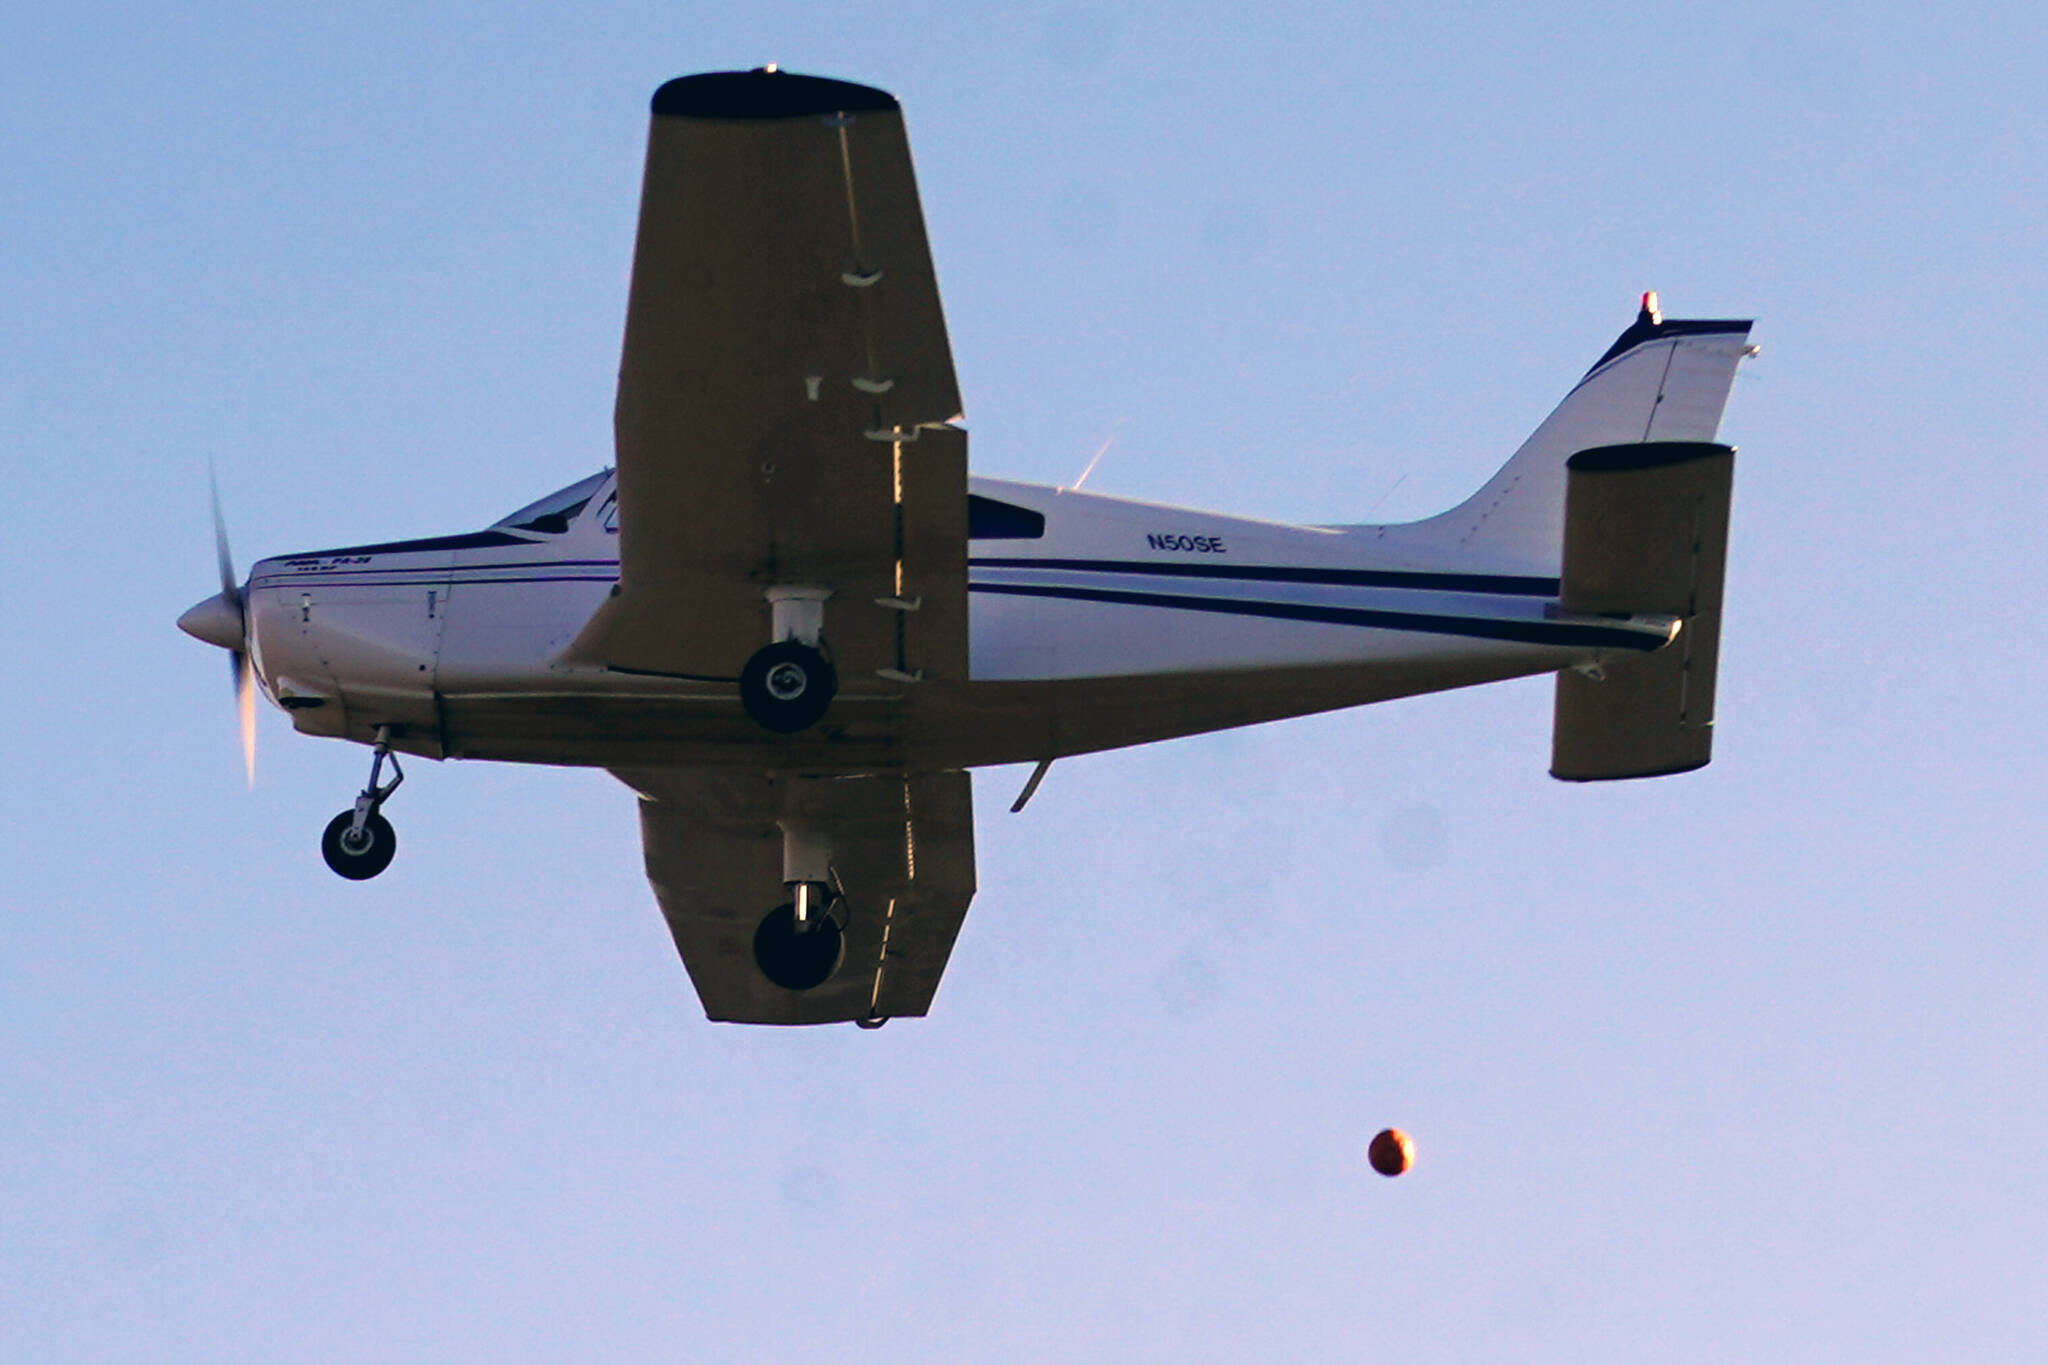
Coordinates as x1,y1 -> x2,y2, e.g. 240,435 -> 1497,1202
493,470 -> 611,535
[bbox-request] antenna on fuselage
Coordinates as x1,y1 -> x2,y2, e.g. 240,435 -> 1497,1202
1363,472 -> 1409,520
1066,418 -> 1126,491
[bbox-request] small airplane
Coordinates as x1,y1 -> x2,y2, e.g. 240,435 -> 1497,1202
180,69 -> 1755,1027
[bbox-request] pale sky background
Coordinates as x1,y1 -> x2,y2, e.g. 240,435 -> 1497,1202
6,3 -> 2047,1361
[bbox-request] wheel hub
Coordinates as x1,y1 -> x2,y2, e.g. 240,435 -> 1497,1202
765,661 -> 809,701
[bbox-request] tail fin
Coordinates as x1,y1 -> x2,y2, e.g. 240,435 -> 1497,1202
1395,295 -> 1752,574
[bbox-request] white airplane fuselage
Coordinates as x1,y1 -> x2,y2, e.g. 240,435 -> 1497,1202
241,472 -> 1670,774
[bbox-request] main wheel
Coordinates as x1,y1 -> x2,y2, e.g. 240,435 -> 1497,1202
753,902 -> 845,991
322,810 -> 396,880
738,641 -> 837,733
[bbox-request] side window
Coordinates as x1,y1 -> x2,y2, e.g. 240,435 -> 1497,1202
599,493 -> 619,533
968,494 -> 1046,540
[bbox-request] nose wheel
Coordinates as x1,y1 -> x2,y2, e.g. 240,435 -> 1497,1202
323,809 -> 396,880
321,727 -> 404,880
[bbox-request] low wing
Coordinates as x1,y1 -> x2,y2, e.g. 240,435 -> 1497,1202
569,69 -> 967,688
618,768 -> 977,1024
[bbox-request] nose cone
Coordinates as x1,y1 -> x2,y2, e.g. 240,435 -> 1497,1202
178,590 -> 245,651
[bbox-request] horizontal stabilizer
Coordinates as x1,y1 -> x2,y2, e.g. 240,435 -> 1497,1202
1551,442 -> 1735,781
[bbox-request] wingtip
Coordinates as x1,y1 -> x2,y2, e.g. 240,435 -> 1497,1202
651,70 -> 899,120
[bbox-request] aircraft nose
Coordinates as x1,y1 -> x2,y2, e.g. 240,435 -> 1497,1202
178,590 -> 245,651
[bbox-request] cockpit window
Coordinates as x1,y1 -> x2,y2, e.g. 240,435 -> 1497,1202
493,470 -> 612,535
513,498 -> 589,534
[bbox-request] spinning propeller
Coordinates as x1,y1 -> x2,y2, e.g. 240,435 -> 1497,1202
177,476 -> 257,786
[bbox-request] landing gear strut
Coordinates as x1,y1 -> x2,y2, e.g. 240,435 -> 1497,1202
753,817 -> 845,991
322,727 -> 403,880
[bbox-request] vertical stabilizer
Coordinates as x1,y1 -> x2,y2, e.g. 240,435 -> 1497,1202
1393,296 -> 1752,575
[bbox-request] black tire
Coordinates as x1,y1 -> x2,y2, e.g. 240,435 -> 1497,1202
752,902 -> 845,991
738,641 -> 837,733
322,810 -> 396,880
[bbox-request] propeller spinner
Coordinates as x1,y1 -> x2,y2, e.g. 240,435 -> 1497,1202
177,478 -> 258,786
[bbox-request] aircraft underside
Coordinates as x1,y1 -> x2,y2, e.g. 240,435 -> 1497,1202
289,651 -> 1578,772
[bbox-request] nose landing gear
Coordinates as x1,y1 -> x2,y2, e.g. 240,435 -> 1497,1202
321,727 -> 404,880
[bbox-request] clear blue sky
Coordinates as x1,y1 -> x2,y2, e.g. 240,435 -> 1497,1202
6,3 -> 2045,1360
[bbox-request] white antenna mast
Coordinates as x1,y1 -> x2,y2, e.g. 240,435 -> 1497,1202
1067,418 -> 1126,491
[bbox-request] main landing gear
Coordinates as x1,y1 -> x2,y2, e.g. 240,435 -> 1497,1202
752,891 -> 845,992
752,818 -> 845,991
739,640 -> 836,733
738,586 -> 838,734
322,727 -> 403,880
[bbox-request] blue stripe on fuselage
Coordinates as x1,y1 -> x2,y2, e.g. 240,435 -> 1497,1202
967,556 -> 1558,596
968,581 -> 1659,651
